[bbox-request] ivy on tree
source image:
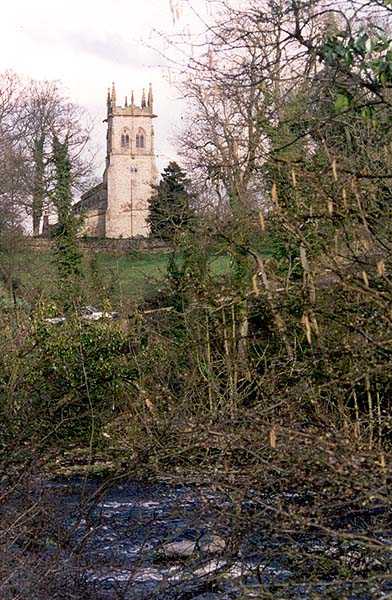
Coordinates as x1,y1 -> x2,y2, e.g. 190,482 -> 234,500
52,135 -> 83,309
147,161 -> 194,241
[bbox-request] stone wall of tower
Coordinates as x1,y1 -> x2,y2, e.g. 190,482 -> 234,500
104,89 -> 158,239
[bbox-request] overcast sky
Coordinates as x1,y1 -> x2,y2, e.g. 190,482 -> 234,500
0,0 -> 209,175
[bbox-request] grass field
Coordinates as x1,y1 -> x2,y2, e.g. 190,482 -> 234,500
94,252 -> 170,300
95,251 -> 231,299
9,249 -> 231,307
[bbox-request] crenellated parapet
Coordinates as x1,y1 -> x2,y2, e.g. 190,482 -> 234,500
107,82 -> 155,117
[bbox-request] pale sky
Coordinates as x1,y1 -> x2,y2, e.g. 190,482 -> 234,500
0,0 -> 209,176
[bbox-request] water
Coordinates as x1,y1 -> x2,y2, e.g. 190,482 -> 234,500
43,477 -> 293,599
39,477 -> 392,599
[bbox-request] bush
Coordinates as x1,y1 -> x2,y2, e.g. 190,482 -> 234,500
0,315 -> 137,447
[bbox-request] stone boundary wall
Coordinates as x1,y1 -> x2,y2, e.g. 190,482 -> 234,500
26,237 -> 170,255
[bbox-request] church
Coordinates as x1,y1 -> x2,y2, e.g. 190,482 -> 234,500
74,82 -> 158,238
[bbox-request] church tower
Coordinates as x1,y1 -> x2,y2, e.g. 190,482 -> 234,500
104,82 -> 158,238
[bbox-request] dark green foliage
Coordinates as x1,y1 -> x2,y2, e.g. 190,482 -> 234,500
321,28 -> 392,90
147,161 -> 194,241
26,319 -> 134,442
51,136 -> 83,309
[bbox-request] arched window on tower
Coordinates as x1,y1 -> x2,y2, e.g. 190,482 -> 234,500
136,128 -> 145,149
121,131 -> 130,148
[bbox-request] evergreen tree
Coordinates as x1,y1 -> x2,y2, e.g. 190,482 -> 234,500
147,161 -> 194,241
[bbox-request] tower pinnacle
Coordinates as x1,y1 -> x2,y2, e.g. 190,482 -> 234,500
148,83 -> 153,110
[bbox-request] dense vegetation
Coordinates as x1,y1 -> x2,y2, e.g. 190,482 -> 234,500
1,0 -> 392,598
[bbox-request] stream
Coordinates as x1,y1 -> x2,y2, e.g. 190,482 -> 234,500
8,476 -> 392,600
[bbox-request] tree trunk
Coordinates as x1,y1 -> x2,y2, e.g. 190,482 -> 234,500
32,135 -> 45,237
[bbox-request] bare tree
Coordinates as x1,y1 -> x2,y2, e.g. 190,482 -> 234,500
1,72 -> 96,236
171,1 -> 319,366
0,72 -> 28,233
20,79 -> 95,235
159,0 -> 392,408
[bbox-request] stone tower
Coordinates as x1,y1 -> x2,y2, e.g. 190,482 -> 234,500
104,82 -> 158,238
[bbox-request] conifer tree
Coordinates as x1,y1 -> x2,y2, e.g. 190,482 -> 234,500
147,161 -> 193,241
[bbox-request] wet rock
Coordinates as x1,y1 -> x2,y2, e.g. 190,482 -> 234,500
162,539 -> 196,558
199,534 -> 226,555
161,534 -> 226,559
191,594 -> 225,600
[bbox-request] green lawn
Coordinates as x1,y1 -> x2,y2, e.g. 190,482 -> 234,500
95,252 -> 170,300
94,251 -> 231,300
12,249 -> 231,306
